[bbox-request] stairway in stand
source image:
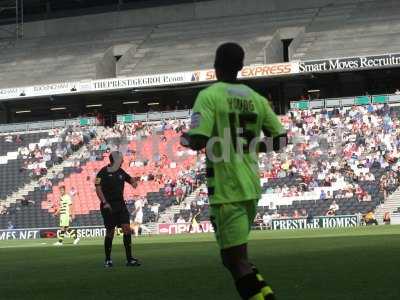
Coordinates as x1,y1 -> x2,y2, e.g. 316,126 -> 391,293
374,189 -> 400,224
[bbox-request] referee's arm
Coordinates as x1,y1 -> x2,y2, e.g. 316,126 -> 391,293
95,185 -> 109,205
95,177 -> 111,209
123,170 -> 140,188
128,177 -> 140,188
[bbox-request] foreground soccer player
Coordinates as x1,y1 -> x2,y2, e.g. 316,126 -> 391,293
181,43 -> 287,300
54,186 -> 80,246
95,151 -> 141,267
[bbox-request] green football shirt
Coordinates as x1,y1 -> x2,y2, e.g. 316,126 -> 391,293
188,82 -> 284,204
60,194 -> 72,216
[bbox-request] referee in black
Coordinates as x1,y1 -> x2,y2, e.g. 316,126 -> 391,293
95,151 -> 141,267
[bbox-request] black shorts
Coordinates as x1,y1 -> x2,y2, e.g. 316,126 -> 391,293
101,205 -> 130,229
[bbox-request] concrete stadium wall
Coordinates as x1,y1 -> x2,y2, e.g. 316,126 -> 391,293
0,0 -> 365,39
264,32 -> 283,64
96,47 -> 117,79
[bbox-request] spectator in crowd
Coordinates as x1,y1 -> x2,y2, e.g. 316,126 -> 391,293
5,135 -> 12,143
20,196 -> 34,206
7,221 -> 14,229
38,105 -> 400,228
260,103 -> 400,219
176,215 -> 186,224
383,211 -> 391,224
326,200 -> 339,216
262,213 -> 272,230
0,204 -> 7,215
254,212 -> 264,230
364,211 -> 378,225
39,178 -> 53,192
69,187 -> 78,198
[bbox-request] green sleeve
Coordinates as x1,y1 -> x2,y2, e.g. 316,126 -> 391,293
261,96 -> 284,137
188,90 -> 215,138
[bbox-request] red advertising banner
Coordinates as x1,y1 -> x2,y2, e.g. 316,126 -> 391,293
158,222 -> 214,235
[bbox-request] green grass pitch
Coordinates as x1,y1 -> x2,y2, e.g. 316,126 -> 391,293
1,226 -> 399,300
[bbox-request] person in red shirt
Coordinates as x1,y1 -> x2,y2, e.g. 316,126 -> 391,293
175,187 -> 184,204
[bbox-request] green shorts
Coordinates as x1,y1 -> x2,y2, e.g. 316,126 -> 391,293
209,199 -> 257,250
60,214 -> 70,227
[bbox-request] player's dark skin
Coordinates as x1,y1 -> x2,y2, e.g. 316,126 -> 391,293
182,53 -> 288,286
181,44 -> 286,300
181,63 -> 254,282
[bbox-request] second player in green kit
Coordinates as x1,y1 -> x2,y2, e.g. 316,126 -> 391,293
54,186 -> 80,246
181,43 -> 287,300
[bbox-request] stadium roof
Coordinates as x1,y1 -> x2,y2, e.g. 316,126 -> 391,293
0,0 -> 210,25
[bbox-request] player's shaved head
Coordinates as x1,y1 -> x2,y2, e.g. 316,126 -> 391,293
214,42 -> 245,75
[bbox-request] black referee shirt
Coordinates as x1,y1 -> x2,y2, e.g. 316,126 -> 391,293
95,166 -> 132,210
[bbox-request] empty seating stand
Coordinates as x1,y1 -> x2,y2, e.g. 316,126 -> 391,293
122,9 -> 314,75
0,27 -> 152,88
292,1 -> 400,60
0,1 -> 399,88
0,131 -> 51,199
0,132 -> 49,156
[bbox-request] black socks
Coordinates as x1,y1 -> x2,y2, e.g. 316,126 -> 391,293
67,228 -> 78,240
235,270 -> 275,300
123,234 -> 133,261
58,230 -> 65,243
104,236 -> 113,261
104,234 -> 134,262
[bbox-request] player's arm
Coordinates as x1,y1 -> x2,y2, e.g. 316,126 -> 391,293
69,202 -> 73,216
181,91 -> 215,151
260,98 -> 287,152
69,203 -> 73,221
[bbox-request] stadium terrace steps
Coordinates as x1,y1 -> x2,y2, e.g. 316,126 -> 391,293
2,1 -> 400,86
1,146 -> 86,208
0,132 -> 49,157
0,132 -> 57,200
158,185 -> 204,223
158,205 -> 185,223
293,1 -> 400,60
374,189 -> 400,224
0,188 -> 58,229
347,1 -> 400,23
154,11 -> 314,33
0,143 -> 99,228
120,9 -> 315,75
0,27 -> 152,88
171,184 -> 207,222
